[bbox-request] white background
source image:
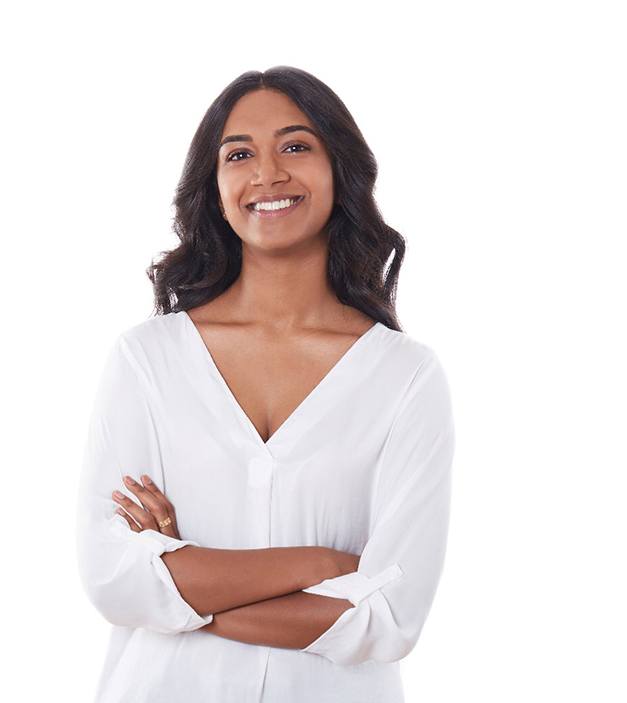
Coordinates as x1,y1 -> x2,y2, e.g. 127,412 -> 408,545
1,1 -> 625,700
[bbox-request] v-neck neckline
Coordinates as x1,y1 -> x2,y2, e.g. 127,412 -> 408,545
180,310 -> 382,454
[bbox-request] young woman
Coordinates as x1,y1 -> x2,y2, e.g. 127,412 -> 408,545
76,65 -> 456,703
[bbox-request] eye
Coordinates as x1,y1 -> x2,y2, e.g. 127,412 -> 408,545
284,142 -> 310,154
225,149 -> 252,163
225,142 -> 311,163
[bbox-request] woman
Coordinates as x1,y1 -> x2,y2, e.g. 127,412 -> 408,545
76,65 -> 456,703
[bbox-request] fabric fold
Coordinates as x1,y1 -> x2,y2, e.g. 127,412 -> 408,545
303,563 -> 404,606
299,351 -> 455,665
75,334 -> 214,635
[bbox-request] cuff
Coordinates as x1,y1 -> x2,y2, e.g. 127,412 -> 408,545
116,521 -> 214,628
302,562 -> 403,606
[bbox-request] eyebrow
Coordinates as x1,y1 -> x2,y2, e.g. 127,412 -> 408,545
219,124 -> 319,150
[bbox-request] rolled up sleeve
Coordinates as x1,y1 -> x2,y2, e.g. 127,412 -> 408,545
75,333 -> 214,634
300,351 -> 455,665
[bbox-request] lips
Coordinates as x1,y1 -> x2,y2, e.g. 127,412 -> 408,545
246,195 -> 304,210
247,195 -> 305,219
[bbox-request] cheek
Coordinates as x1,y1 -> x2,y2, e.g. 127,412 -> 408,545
305,163 -> 334,203
320,172 -> 334,200
320,163 -> 335,201
216,167 -> 247,200
216,175 -> 244,209
318,179 -> 335,213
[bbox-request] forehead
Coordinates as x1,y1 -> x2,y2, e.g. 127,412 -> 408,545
221,89 -> 314,137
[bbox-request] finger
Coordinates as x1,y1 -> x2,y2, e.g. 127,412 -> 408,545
113,490 -> 178,539
112,489 -> 158,531
140,474 -> 177,514
122,475 -> 169,520
116,476 -> 179,539
139,474 -> 180,538
115,507 -> 140,532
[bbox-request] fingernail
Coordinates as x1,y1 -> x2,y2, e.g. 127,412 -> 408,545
124,475 -> 136,485
113,490 -> 124,499
141,474 -> 152,484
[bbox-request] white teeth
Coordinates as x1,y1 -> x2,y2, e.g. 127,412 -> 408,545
253,197 -> 299,212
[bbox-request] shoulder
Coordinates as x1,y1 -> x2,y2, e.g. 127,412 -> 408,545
115,311 -> 178,346
107,312 -> 182,376
377,325 -> 453,411
378,324 -> 440,374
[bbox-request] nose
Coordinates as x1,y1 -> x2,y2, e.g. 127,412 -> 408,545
250,151 -> 289,186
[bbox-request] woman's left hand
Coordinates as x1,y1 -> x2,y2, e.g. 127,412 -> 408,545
112,474 -> 181,540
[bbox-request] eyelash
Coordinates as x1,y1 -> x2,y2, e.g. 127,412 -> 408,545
225,143 -> 311,163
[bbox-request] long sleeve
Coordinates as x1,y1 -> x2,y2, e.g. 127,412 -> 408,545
300,350 -> 455,665
75,333 -> 214,634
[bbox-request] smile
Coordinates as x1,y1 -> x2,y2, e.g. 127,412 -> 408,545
247,196 -> 305,219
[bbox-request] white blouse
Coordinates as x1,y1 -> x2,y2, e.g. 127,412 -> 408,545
76,310 -> 455,703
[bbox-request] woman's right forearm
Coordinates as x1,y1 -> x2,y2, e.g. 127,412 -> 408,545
161,545 -> 359,616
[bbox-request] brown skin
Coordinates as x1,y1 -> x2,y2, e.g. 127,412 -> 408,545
112,88 -> 372,648
205,87 -> 377,444
114,476 -> 359,647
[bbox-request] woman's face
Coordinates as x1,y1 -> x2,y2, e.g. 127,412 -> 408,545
215,88 -> 335,252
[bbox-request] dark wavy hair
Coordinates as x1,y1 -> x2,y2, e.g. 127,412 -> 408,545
146,65 -> 406,332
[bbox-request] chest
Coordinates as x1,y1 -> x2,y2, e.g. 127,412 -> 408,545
194,324 -> 365,444
144,313 -> 420,549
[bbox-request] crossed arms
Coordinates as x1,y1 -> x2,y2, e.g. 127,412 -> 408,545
77,336 -> 454,665
161,545 -> 359,649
